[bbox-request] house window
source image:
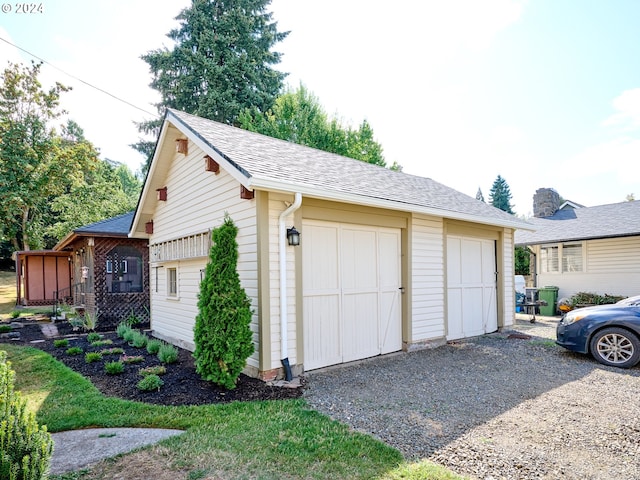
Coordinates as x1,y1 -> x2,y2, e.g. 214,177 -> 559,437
106,246 -> 143,293
540,243 -> 584,274
167,268 -> 177,297
562,243 -> 583,272
540,245 -> 559,273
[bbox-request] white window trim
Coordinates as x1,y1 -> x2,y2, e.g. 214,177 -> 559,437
167,267 -> 179,299
539,242 -> 585,274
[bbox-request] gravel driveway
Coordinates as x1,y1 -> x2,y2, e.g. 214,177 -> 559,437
303,317 -> 640,480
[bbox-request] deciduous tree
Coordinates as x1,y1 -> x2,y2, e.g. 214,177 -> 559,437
239,84 -> 398,169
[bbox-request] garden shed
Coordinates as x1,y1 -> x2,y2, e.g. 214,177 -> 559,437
14,250 -> 72,306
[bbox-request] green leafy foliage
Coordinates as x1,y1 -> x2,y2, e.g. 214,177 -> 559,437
53,339 -> 69,348
0,351 -> 53,480
146,339 -> 163,355
104,361 -> 124,375
116,322 -> 132,338
136,374 -> 164,392
515,246 -> 530,275
65,347 -> 83,356
84,352 -> 103,364
157,343 -> 179,364
0,63 -> 141,250
194,215 -> 254,389
136,0 -> 289,172
569,292 -> 625,306
128,330 -> 149,348
489,175 -> 515,214
139,365 -> 166,376
86,332 -> 101,343
239,84 -> 398,169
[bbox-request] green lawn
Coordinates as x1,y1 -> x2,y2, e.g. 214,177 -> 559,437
4,344 -> 467,480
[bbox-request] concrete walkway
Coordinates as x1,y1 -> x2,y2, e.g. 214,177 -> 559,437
50,428 -> 184,474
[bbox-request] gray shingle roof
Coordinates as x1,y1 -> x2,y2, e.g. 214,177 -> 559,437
515,201 -> 640,245
75,211 -> 134,236
168,109 -> 529,229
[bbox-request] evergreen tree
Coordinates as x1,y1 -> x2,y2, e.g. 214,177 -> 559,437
0,352 -> 53,480
135,0 -> 289,172
476,187 -> 485,202
194,215 -> 254,389
489,175 -> 515,214
515,246 -> 530,275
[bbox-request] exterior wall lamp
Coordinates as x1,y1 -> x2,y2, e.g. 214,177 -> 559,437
286,226 -> 300,246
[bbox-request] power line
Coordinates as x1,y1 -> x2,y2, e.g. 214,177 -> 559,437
0,36 -> 159,118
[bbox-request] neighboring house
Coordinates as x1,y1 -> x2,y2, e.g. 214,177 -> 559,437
53,212 -> 150,329
515,188 -> 640,300
130,109 -> 531,381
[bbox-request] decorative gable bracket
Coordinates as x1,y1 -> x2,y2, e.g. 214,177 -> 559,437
240,185 -> 254,200
145,220 -> 154,234
156,187 -> 167,201
204,155 -> 220,174
175,138 -> 188,155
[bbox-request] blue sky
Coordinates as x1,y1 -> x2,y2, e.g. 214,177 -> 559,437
1,0 -> 639,216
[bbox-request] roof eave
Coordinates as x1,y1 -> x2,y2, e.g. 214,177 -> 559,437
250,177 -> 532,230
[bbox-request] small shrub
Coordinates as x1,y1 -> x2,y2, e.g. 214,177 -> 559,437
137,374 -> 164,392
0,325 -> 12,334
9,310 -> 20,319
91,339 -> 113,347
129,331 -> 149,348
116,322 -> 132,338
85,352 -> 103,363
86,332 -> 102,343
123,310 -> 141,327
105,361 -> 124,375
146,339 -> 163,355
100,347 -> 125,356
139,365 -> 166,376
65,346 -> 83,356
53,338 -> 69,348
120,355 -> 144,364
68,316 -> 84,331
0,351 -> 53,480
157,343 -> 179,364
82,310 -> 100,331
122,328 -> 137,343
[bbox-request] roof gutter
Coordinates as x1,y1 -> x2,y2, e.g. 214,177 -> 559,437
278,192 -> 302,381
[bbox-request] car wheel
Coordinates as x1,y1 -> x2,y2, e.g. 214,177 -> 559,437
589,327 -> 640,368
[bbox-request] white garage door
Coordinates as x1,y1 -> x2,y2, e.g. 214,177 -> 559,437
303,220 -> 402,370
446,236 -> 498,340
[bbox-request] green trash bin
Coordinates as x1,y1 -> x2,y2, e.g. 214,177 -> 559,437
538,286 -> 559,316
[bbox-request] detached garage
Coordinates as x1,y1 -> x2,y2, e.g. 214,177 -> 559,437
130,109 -> 531,381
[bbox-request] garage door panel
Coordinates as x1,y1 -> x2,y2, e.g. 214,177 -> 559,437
447,235 -> 497,340
303,295 -> 341,370
303,220 -> 402,370
341,228 -> 377,290
303,223 -> 339,291
380,290 -> 402,354
342,292 -> 379,362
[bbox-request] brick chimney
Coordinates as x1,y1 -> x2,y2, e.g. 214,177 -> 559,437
533,188 -> 560,217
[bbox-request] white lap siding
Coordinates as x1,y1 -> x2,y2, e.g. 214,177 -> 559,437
148,143 -> 259,370
409,214 -> 446,343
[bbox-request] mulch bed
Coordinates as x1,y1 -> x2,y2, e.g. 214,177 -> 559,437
1,319 -> 302,406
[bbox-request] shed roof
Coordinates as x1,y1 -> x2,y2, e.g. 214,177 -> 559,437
54,211 -> 136,251
132,109 -> 532,234
515,200 -> 640,245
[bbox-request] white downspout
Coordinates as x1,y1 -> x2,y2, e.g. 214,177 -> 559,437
278,192 -> 302,381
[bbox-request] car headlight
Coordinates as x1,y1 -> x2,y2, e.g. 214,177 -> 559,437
562,311 -> 586,325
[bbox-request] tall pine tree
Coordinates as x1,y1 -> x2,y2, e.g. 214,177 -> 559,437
194,215 -> 254,390
135,0 -> 289,170
489,175 -> 515,214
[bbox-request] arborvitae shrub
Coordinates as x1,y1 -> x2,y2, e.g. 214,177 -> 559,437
0,351 -> 53,480
193,215 -> 254,389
